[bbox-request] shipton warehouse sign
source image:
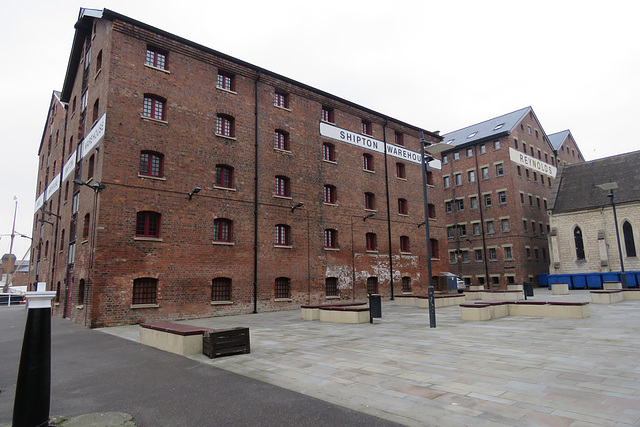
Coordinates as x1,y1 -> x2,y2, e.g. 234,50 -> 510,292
509,147 -> 557,178
319,122 -> 441,169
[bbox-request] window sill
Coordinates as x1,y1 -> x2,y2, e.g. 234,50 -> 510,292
54,302 -> 60,306
216,86 -> 237,95
325,295 -> 340,300
364,208 -> 377,213
363,169 -> 375,174
274,148 -> 292,155
81,239 -> 89,245
398,213 -> 409,217
400,251 -> 411,255
94,68 -> 101,80
274,195 -> 292,200
275,298 -> 292,302
211,301 -> 233,306
324,202 -> 338,207
214,185 -> 236,191
212,241 -> 234,246
134,237 -> 163,242
144,64 -> 171,74
215,134 -> 236,141
138,174 -> 166,181
76,305 -> 84,310
274,245 -> 293,249
397,177 -> 407,181
131,303 -> 160,309
322,159 -> 337,165
141,116 -> 168,125
324,247 -> 339,252
274,105 -> 291,112
366,250 -> 379,254
320,119 -> 335,125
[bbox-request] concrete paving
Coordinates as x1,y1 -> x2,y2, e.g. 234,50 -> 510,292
3,288 -> 640,426
101,288 -> 640,426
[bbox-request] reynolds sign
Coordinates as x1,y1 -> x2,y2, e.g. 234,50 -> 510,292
319,122 -> 441,169
509,147 -> 557,177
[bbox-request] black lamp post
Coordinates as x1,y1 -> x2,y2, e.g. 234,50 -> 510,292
596,182 -> 627,288
419,132 -> 450,328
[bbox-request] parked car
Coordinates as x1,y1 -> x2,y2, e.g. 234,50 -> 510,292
456,278 -> 466,293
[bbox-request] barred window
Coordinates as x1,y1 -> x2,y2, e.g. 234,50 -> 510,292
211,277 -> 232,301
366,276 -> 378,294
213,218 -> 233,242
402,276 -> 411,293
275,277 -> 291,299
133,277 -> 157,305
143,95 -> 166,121
145,46 -> 167,69
275,224 -> 291,246
136,211 -> 160,238
140,151 -> 163,177
216,114 -> 234,137
274,130 -> 290,151
325,277 -> 338,296
321,106 -> 334,123
215,165 -> 234,188
217,71 -> 235,91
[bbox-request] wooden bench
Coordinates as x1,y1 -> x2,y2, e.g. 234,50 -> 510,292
301,302 -> 366,320
140,322 -> 213,356
203,327 -> 250,358
461,301 -> 590,321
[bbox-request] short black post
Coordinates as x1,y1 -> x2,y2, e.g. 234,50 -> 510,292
428,285 -> 436,328
13,290 -> 56,427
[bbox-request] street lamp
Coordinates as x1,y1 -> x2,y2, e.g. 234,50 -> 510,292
188,186 -> 201,200
595,182 -> 627,288
419,132 -> 451,328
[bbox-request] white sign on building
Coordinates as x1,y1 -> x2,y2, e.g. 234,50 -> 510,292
509,147 -> 557,177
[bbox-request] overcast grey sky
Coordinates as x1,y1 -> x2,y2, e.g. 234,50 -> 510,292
1,0 -> 639,259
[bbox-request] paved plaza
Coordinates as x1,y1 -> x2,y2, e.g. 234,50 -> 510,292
101,288 -> 640,426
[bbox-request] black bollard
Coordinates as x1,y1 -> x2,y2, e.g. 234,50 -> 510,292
428,285 -> 436,328
13,290 -> 56,427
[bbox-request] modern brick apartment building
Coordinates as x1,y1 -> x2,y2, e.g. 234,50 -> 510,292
438,107 -> 584,288
31,8 -> 447,327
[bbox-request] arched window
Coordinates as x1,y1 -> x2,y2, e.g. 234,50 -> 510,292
398,198 -> 408,215
366,276 -> 378,294
574,226 -> 585,260
428,203 -> 436,219
401,276 -> 411,293
363,153 -> 374,171
211,277 -> 232,301
275,277 -> 291,299
78,278 -> 85,304
400,236 -> 410,253
364,192 -> 375,210
366,233 -> 377,251
275,224 -> 291,246
430,239 -> 439,259
216,114 -> 234,137
275,176 -> 290,197
274,130 -> 290,151
213,218 -> 233,242
324,229 -> 337,249
324,185 -> 336,204
133,277 -> 157,305
140,151 -> 163,177
215,164 -> 233,188
396,162 -> 406,179
322,143 -> 335,162
136,211 -> 161,238
143,95 -> 166,120
623,221 -> 637,257
83,213 -> 90,240
325,277 -> 338,296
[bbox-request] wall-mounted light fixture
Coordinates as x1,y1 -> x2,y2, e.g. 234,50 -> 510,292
291,201 -> 304,212
363,212 -> 376,221
73,179 -> 106,192
188,187 -> 201,200
37,218 -> 54,226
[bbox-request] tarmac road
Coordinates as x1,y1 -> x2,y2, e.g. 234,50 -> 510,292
0,306 -> 399,426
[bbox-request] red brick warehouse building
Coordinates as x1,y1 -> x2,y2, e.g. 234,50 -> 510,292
31,8 -> 448,327
438,107 -> 584,288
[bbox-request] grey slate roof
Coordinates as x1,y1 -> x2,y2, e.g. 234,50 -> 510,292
548,130 -> 570,151
441,106 -> 531,148
550,150 -> 640,213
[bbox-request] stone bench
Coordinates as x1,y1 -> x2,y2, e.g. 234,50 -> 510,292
140,322 -> 213,356
590,289 -> 640,304
480,290 -> 524,301
461,301 -> 590,321
551,283 -> 570,295
393,295 -> 418,306
301,302 -> 367,320
419,294 -> 466,308
603,281 -> 622,290
318,306 -> 370,324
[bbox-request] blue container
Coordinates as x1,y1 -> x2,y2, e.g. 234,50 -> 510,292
537,274 -> 549,288
624,272 -> 639,288
602,272 -> 621,283
586,273 -> 603,289
548,274 -> 572,289
571,274 -> 587,289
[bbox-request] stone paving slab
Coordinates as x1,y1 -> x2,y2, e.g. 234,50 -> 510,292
100,289 -> 640,426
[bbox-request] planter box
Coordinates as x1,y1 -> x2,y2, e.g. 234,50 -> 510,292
591,290 -> 624,304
